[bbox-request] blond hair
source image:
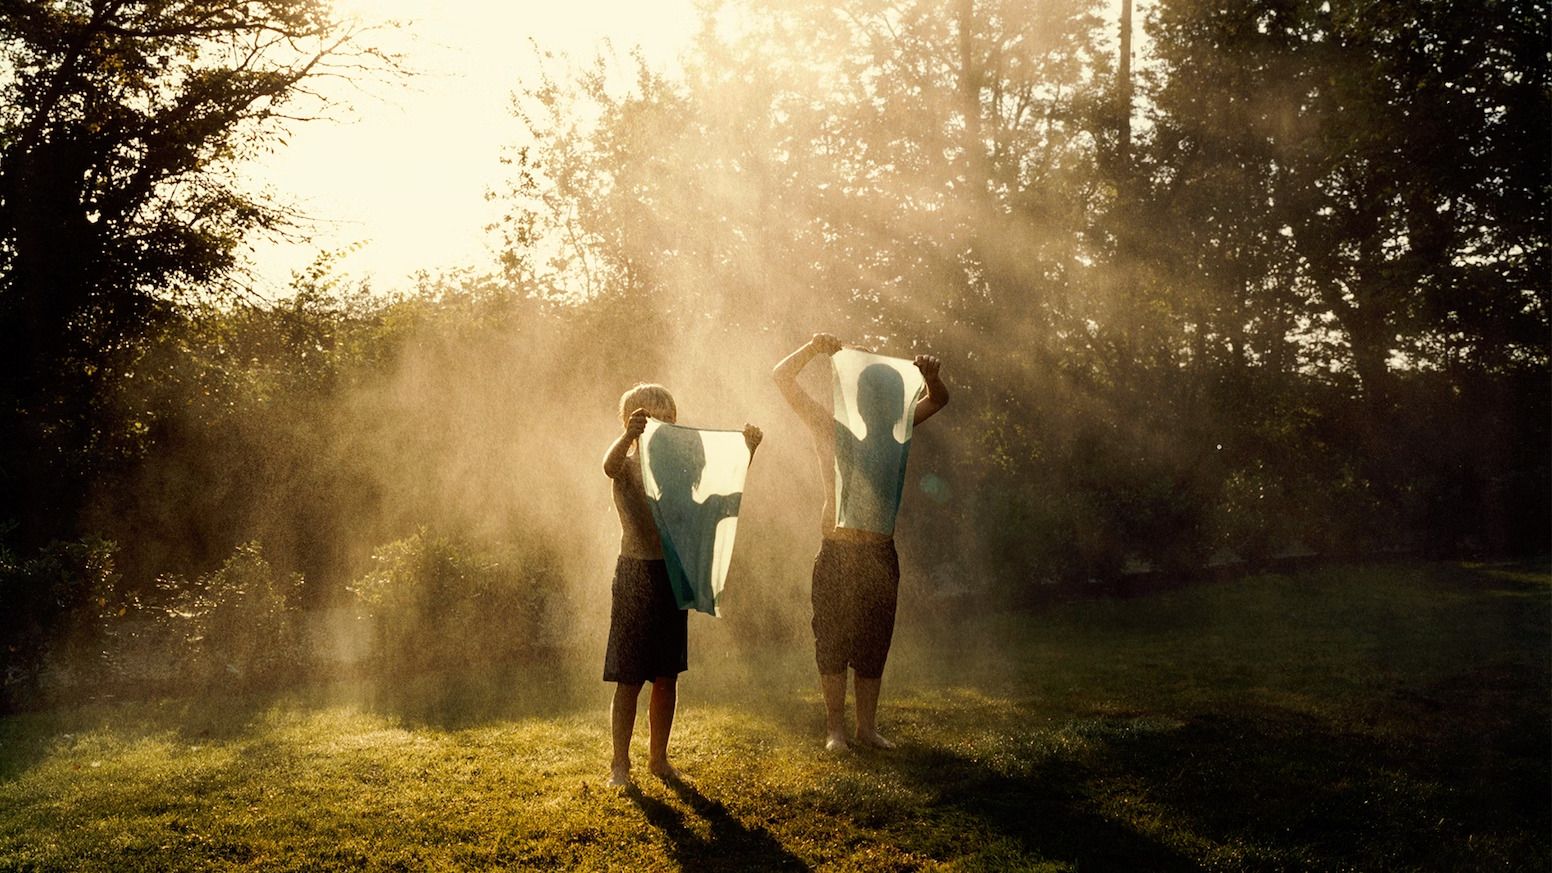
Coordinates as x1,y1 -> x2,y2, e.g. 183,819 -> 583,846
618,382 -> 676,426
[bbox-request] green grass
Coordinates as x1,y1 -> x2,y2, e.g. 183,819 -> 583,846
1,561 -> 1547,871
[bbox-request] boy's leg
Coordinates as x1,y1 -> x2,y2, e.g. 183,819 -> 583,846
853,675 -> 895,749
820,672 -> 849,751
647,675 -> 680,778
813,541 -> 852,750
610,681 -> 643,785
853,541 -> 899,749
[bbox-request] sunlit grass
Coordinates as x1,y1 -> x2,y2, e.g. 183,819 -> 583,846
2,561 -> 1547,870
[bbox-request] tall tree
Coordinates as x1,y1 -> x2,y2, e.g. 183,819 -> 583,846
0,0 -> 387,543
1148,0 -> 1550,399
1142,0 -> 1551,548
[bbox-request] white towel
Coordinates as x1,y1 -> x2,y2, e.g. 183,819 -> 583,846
830,349 -> 926,535
638,419 -> 751,616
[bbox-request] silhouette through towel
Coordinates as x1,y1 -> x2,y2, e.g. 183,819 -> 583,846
639,419 -> 751,616
831,349 -> 927,535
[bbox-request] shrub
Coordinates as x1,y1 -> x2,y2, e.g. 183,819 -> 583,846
349,531 -> 568,675
0,537 -> 120,708
77,542 -> 307,692
159,543 -> 305,683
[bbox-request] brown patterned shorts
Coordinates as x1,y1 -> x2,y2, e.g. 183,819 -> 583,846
811,538 -> 900,678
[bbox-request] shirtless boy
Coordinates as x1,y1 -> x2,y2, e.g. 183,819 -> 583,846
772,333 -> 949,750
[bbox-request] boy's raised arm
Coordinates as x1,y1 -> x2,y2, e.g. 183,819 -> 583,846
912,355 -> 950,425
602,408 -> 650,478
772,333 -> 842,433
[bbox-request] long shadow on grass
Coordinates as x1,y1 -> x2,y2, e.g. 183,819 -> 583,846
626,779 -> 807,871
876,740 -> 1198,871
1098,701 -> 1549,870
881,687 -> 1549,872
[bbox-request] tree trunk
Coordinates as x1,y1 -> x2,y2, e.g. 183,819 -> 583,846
956,0 -> 992,331
958,0 -> 983,192
1119,0 -> 1133,176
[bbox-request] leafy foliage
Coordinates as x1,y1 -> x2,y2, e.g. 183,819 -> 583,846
349,530 -> 570,675
0,536 -> 118,705
0,0 -> 391,545
150,541 -> 305,684
0,539 -> 309,707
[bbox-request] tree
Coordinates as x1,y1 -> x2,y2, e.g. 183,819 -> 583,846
0,0 -> 391,543
1142,0 -> 1551,548
1148,0 -> 1550,398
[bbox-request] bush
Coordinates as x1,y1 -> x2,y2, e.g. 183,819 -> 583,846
0,536 -> 119,708
4,541 -> 309,700
349,531 -> 568,675
139,542 -> 306,685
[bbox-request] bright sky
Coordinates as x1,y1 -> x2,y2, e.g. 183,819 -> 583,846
243,0 -> 702,296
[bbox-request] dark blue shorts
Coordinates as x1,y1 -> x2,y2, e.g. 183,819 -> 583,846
603,557 -> 688,684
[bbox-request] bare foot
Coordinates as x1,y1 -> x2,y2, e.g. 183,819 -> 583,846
855,730 -> 896,750
648,759 -> 682,781
607,764 -> 632,787
824,732 -> 850,752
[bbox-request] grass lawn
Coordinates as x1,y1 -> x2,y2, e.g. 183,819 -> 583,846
1,561 -> 1547,871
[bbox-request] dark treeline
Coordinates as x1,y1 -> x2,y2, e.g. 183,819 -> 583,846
0,0 -> 1547,706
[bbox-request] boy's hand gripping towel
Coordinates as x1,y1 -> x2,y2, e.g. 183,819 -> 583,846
830,349 -> 927,535
639,420 -> 752,616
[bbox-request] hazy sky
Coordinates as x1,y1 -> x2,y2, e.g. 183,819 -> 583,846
243,0 -> 702,296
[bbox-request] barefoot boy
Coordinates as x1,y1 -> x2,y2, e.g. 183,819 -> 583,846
772,334 -> 949,750
601,383 -> 761,785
